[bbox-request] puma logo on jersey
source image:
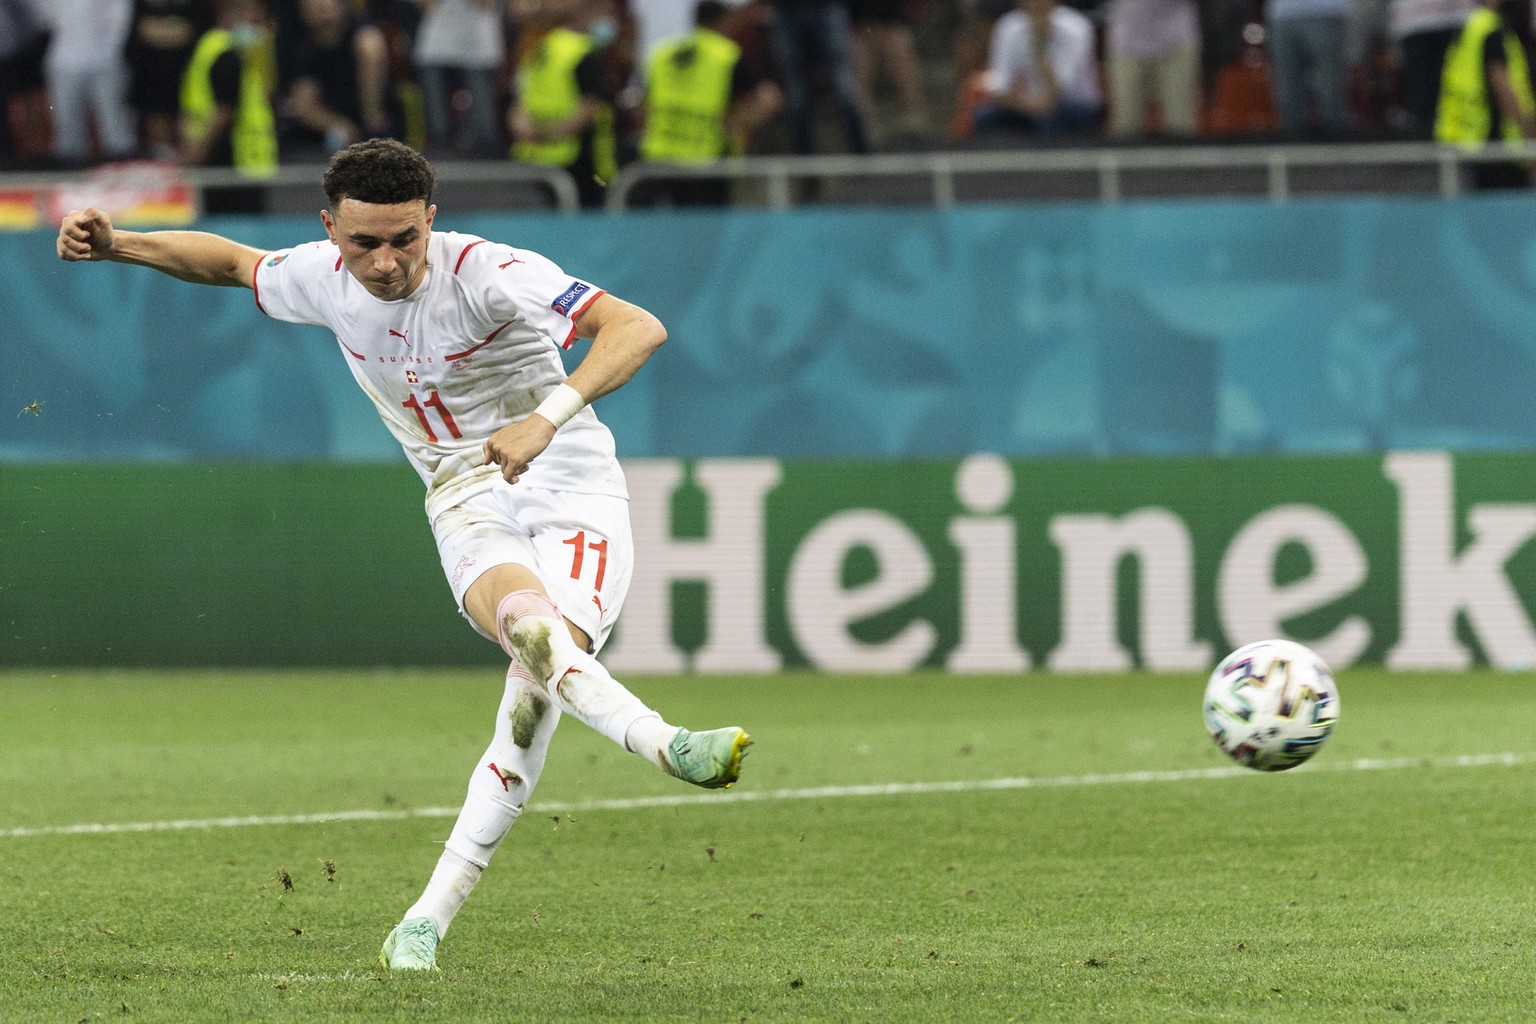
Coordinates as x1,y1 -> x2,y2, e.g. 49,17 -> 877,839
499,256 -> 524,269
389,328 -> 410,346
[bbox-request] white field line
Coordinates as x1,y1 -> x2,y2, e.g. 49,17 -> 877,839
3,751 -> 1531,840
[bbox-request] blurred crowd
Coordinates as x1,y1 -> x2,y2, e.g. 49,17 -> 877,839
0,0 -> 1532,205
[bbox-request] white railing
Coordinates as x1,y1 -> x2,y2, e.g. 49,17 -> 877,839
3,140 -> 1528,217
603,139 -> 1535,211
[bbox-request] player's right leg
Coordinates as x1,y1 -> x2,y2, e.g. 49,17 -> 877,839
380,659 -> 561,970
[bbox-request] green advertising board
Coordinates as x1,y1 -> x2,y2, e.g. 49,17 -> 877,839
4,451 -> 1535,670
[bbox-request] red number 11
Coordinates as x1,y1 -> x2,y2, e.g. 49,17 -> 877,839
402,390 -> 462,442
562,530 -> 609,590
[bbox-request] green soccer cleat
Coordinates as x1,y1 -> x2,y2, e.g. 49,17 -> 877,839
379,917 -> 441,972
667,727 -> 752,789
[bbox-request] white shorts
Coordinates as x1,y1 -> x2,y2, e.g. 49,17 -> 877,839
431,484 -> 633,653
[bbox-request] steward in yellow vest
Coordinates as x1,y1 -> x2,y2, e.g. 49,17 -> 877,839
180,5 -> 278,179
1435,2 -> 1536,188
641,23 -> 742,160
636,0 -> 782,206
510,20 -> 620,208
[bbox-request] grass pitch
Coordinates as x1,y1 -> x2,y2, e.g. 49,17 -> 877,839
0,667 -> 1532,1023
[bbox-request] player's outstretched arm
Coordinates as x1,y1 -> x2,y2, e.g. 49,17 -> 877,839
56,206 -> 265,289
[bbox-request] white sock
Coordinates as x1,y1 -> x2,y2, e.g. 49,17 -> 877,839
401,663 -> 559,938
624,713 -> 682,770
404,849 -> 482,940
497,590 -> 676,769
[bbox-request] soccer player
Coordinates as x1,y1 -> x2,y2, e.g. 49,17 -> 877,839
54,137 -> 751,972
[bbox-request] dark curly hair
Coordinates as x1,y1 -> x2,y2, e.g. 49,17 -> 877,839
322,138 -> 436,209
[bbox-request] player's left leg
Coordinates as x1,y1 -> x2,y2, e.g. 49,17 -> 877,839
477,579 -> 750,789
381,659 -> 561,970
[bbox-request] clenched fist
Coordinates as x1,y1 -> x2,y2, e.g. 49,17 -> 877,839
482,415 -> 557,484
56,207 -> 116,262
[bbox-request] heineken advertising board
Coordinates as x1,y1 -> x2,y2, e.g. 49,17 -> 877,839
3,452 -> 1534,669
601,450 -> 1536,674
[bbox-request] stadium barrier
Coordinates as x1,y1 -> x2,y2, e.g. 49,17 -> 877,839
4,451 -> 1534,670
7,195 -> 1536,465
603,139 -> 1510,210
1,139 -> 1529,222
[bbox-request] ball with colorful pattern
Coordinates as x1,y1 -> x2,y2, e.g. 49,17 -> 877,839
1203,640 -> 1340,772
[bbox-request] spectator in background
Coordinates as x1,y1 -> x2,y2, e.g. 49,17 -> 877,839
510,0 -> 623,207
974,0 -> 1102,137
1202,0 -> 1251,88
636,0 -> 782,204
0,0 -> 48,162
127,0 -> 213,160
1104,0 -> 1200,138
1348,1 -> 1398,131
42,0 -> 137,164
769,0 -> 869,153
1434,0 -> 1535,188
849,0 -> 930,141
1266,0 -> 1354,136
280,0 -> 395,157
633,0 -> 742,68
1200,9 -> 1284,136
1388,0 -> 1475,134
951,0 -> 1010,104
413,0 -> 509,156
181,0 -> 278,211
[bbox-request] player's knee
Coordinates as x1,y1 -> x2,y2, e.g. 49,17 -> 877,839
495,588 -> 560,625
495,589 -> 559,650
496,589 -> 562,681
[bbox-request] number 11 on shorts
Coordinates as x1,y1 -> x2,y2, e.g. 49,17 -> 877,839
562,530 -> 608,591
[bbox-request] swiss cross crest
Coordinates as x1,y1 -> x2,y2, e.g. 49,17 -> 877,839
405,369 -> 419,385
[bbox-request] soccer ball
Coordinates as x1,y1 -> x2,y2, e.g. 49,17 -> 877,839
1203,640 -> 1340,772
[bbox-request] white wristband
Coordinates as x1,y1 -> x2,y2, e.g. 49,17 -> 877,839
533,383 -> 585,430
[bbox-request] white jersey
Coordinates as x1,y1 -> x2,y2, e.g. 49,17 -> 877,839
254,230 -> 627,521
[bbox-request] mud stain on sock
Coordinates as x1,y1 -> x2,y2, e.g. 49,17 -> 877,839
508,620 -> 556,685
509,690 -> 551,749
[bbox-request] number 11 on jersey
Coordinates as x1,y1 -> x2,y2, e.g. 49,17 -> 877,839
402,390 -> 462,442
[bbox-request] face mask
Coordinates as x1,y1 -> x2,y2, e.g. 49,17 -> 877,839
229,23 -> 266,49
589,17 -> 618,46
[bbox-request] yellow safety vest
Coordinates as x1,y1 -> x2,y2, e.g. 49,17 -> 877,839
640,28 -> 741,162
1435,8 -> 1536,148
180,28 -> 278,176
513,27 -> 616,181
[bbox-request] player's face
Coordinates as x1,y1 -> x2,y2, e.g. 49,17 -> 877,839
323,198 -> 436,302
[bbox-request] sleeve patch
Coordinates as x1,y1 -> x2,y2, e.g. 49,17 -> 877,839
551,281 -> 592,317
